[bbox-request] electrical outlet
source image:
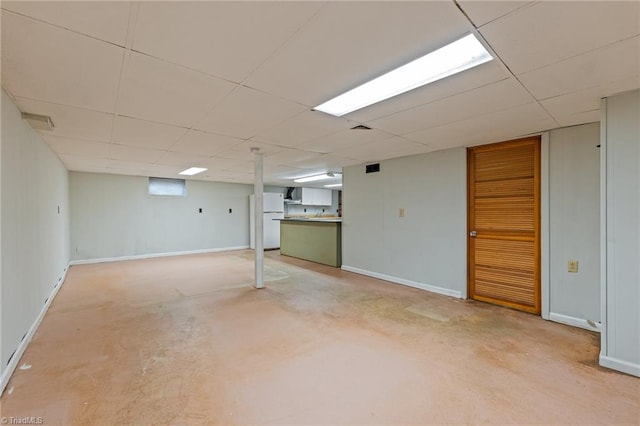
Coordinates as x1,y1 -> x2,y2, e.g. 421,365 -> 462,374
399,208 -> 405,218
568,260 -> 579,273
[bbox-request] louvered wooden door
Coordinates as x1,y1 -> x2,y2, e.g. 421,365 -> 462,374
468,137 -> 541,314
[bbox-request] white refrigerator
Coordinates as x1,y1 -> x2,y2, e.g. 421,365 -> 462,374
249,193 -> 284,249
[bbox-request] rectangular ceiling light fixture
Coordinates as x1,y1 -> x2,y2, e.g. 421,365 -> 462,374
314,34 -> 492,117
324,183 -> 342,188
179,167 -> 207,176
294,172 -> 340,183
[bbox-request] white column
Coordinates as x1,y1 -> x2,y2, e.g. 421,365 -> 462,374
252,147 -> 264,289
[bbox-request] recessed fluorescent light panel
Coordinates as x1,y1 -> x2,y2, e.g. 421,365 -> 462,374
315,34 -> 493,117
294,173 -> 340,183
179,167 -> 207,176
324,183 -> 342,188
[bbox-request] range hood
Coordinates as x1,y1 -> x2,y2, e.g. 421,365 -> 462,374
284,187 -> 301,203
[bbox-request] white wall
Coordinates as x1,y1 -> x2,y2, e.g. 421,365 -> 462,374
342,148 -> 467,298
70,172 -> 254,261
601,90 -> 640,377
549,123 -> 601,326
1,90 -> 70,383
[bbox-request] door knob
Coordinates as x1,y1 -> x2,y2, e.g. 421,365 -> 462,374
470,230 -> 477,237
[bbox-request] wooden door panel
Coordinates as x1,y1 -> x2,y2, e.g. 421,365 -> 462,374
475,196 -> 535,231
468,137 -> 541,314
475,178 -> 534,198
474,239 -> 535,270
474,145 -> 535,181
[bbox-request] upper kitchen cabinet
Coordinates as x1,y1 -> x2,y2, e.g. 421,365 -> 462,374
300,187 -> 332,206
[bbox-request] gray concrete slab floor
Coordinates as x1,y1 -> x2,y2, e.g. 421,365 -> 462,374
1,250 -> 638,424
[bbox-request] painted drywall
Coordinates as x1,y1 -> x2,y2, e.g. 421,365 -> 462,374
342,148 -> 467,297
549,123 -> 600,324
1,90 -> 70,373
601,90 -> 640,376
70,172 -> 254,260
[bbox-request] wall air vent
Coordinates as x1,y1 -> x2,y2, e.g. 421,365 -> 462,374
351,124 -> 371,130
365,163 -> 380,174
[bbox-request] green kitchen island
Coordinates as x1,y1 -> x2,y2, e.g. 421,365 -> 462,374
279,218 -> 342,267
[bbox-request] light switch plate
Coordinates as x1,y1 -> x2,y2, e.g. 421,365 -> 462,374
568,260 -> 579,273
399,208 -> 405,218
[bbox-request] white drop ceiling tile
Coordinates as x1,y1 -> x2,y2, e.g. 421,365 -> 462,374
519,36 -> 640,100
348,60 -> 508,123
41,134 -> 111,158
13,97 -> 114,143
109,144 -> 164,163
1,11 -> 124,112
480,1 -> 640,75
265,147 -> 324,166
112,116 -> 188,150
245,2 -> 470,106
155,151 -> 211,168
296,127 -> 393,154
170,129 -> 243,157
554,110 -> 602,129
456,1 -> 535,27
1,1 -> 131,46
215,140 -> 286,162
205,157 -> 253,173
540,76 -> 640,125
406,103 -> 556,149
288,154 -> 362,172
117,52 -> 237,128
133,2 -> 322,82
369,78 -> 531,135
193,86 -> 308,139
252,110 -> 353,148
105,159 -> 156,175
59,154 -> 110,172
334,137 -> 428,163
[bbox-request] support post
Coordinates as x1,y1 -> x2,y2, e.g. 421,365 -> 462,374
252,147 -> 264,289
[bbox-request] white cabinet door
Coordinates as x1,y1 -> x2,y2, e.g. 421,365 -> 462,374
300,187 -> 332,206
318,189 -> 332,206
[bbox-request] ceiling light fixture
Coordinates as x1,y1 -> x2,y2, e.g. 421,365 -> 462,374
294,172 -> 340,183
324,183 -> 342,188
314,34 -> 492,117
179,167 -> 207,176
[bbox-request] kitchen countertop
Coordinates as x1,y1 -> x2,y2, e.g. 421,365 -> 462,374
278,217 -> 342,223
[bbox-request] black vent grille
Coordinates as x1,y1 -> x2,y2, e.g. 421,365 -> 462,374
366,163 -> 380,174
351,124 -> 371,130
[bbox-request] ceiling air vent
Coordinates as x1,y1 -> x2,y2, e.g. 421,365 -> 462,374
366,163 -> 380,174
351,124 -> 371,130
21,112 -> 55,130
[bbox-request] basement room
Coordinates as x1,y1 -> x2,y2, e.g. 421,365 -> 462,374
0,1 -> 639,424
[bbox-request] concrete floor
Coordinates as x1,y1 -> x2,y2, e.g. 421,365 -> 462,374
1,250 -> 638,425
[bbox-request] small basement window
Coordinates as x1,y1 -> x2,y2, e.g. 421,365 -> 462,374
148,177 -> 186,197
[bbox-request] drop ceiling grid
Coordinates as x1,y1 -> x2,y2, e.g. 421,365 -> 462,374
367,78 -> 533,136
476,1 -> 640,76
243,1 -> 474,106
1,10 -> 124,113
2,2 -> 640,185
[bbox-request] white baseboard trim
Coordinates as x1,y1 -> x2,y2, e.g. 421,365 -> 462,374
1,264 -> 70,396
341,265 -> 463,299
549,312 -> 602,332
69,245 -> 250,265
600,354 -> 640,377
